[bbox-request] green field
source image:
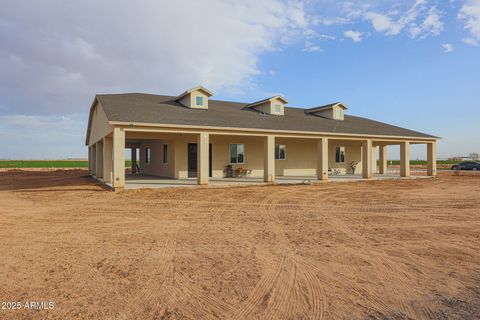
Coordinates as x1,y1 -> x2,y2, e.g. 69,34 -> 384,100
0,160 -> 135,168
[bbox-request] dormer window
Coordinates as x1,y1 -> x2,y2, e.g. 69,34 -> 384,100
305,102 -> 348,121
246,95 -> 288,116
335,108 -> 342,119
274,104 -> 282,114
196,96 -> 204,107
174,86 -> 214,110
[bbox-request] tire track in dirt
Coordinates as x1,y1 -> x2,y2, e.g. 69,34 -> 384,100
232,190 -> 327,319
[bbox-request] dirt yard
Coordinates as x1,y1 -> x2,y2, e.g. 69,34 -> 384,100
0,170 -> 479,319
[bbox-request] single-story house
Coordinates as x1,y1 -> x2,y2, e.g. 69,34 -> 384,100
85,86 -> 438,190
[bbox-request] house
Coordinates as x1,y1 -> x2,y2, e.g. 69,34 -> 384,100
85,86 -> 438,190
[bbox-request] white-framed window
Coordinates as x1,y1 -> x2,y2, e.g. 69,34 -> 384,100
229,144 -> 245,164
274,104 -> 282,113
145,146 -> 151,164
335,146 -> 345,163
335,108 -> 342,119
275,144 -> 286,160
195,96 -> 204,106
163,144 -> 168,164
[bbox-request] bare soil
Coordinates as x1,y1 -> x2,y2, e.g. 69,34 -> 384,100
0,170 -> 479,319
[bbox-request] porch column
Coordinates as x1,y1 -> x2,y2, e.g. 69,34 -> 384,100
371,145 -> 378,174
197,132 -> 209,185
103,137 -> 113,183
264,135 -> 275,183
362,139 -> 373,179
317,137 -> 328,181
88,146 -> 92,175
400,141 -> 410,177
131,147 -> 137,174
427,141 -> 437,177
379,144 -> 387,174
95,141 -> 104,179
91,145 -> 97,176
113,127 -> 125,190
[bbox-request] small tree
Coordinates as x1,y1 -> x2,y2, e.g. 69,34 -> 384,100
349,161 -> 360,175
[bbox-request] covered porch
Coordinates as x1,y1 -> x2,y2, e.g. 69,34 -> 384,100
87,127 -> 437,191
123,173 -> 432,189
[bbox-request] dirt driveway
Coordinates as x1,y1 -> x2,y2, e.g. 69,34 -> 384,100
0,170 -> 479,319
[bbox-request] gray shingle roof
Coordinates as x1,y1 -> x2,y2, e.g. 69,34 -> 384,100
95,93 -> 437,139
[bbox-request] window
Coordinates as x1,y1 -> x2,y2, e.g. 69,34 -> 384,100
335,146 -> 345,163
274,104 -> 282,113
275,144 -> 286,160
163,144 -> 168,164
335,108 -> 342,119
145,147 -> 151,164
229,144 -> 245,164
195,96 -> 204,106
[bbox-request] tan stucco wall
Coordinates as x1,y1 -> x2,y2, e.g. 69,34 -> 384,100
139,139 -> 175,178
88,101 -> 113,146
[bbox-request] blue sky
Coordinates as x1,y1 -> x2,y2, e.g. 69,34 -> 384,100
0,0 -> 479,160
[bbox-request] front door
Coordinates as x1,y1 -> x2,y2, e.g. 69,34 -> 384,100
187,143 -> 212,178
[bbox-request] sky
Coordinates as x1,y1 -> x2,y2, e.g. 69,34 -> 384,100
0,0 -> 479,160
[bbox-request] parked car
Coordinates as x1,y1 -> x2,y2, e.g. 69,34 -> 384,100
451,161 -> 480,171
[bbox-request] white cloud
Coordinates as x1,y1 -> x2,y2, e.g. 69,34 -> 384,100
344,30 -> 363,42
0,114 -> 87,159
302,41 -> 324,52
0,0 -> 310,115
361,0 -> 443,39
442,43 -> 455,52
459,0 -> 480,46
409,7 -> 444,39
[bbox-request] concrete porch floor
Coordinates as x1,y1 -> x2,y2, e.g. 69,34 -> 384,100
123,173 -> 433,190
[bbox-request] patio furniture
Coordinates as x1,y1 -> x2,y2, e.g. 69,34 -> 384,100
235,167 -> 251,178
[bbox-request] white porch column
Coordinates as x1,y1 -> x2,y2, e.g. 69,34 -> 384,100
264,135 -> 275,183
88,146 -> 92,175
427,141 -> 437,177
197,132 -> 209,185
113,127 -> 125,190
91,145 -> 97,176
317,137 -> 329,181
103,137 -> 113,183
371,145 -> 378,174
379,144 -> 387,174
95,141 -> 104,179
131,147 -> 137,174
362,139 -> 373,179
400,141 -> 410,177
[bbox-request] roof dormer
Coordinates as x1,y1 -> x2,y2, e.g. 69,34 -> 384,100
174,86 -> 214,110
246,95 -> 288,116
305,102 -> 348,120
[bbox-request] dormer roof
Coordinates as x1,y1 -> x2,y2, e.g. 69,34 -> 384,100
245,95 -> 288,108
174,86 -> 214,102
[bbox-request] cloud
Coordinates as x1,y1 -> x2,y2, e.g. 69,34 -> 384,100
442,43 -> 455,52
459,0 -> 480,46
344,30 -> 363,42
302,41 -> 324,52
409,6 -> 444,39
0,0 -> 310,115
360,0 -> 443,39
0,114 -> 87,159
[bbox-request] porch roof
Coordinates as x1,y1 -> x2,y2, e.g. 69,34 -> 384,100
95,93 -> 437,139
